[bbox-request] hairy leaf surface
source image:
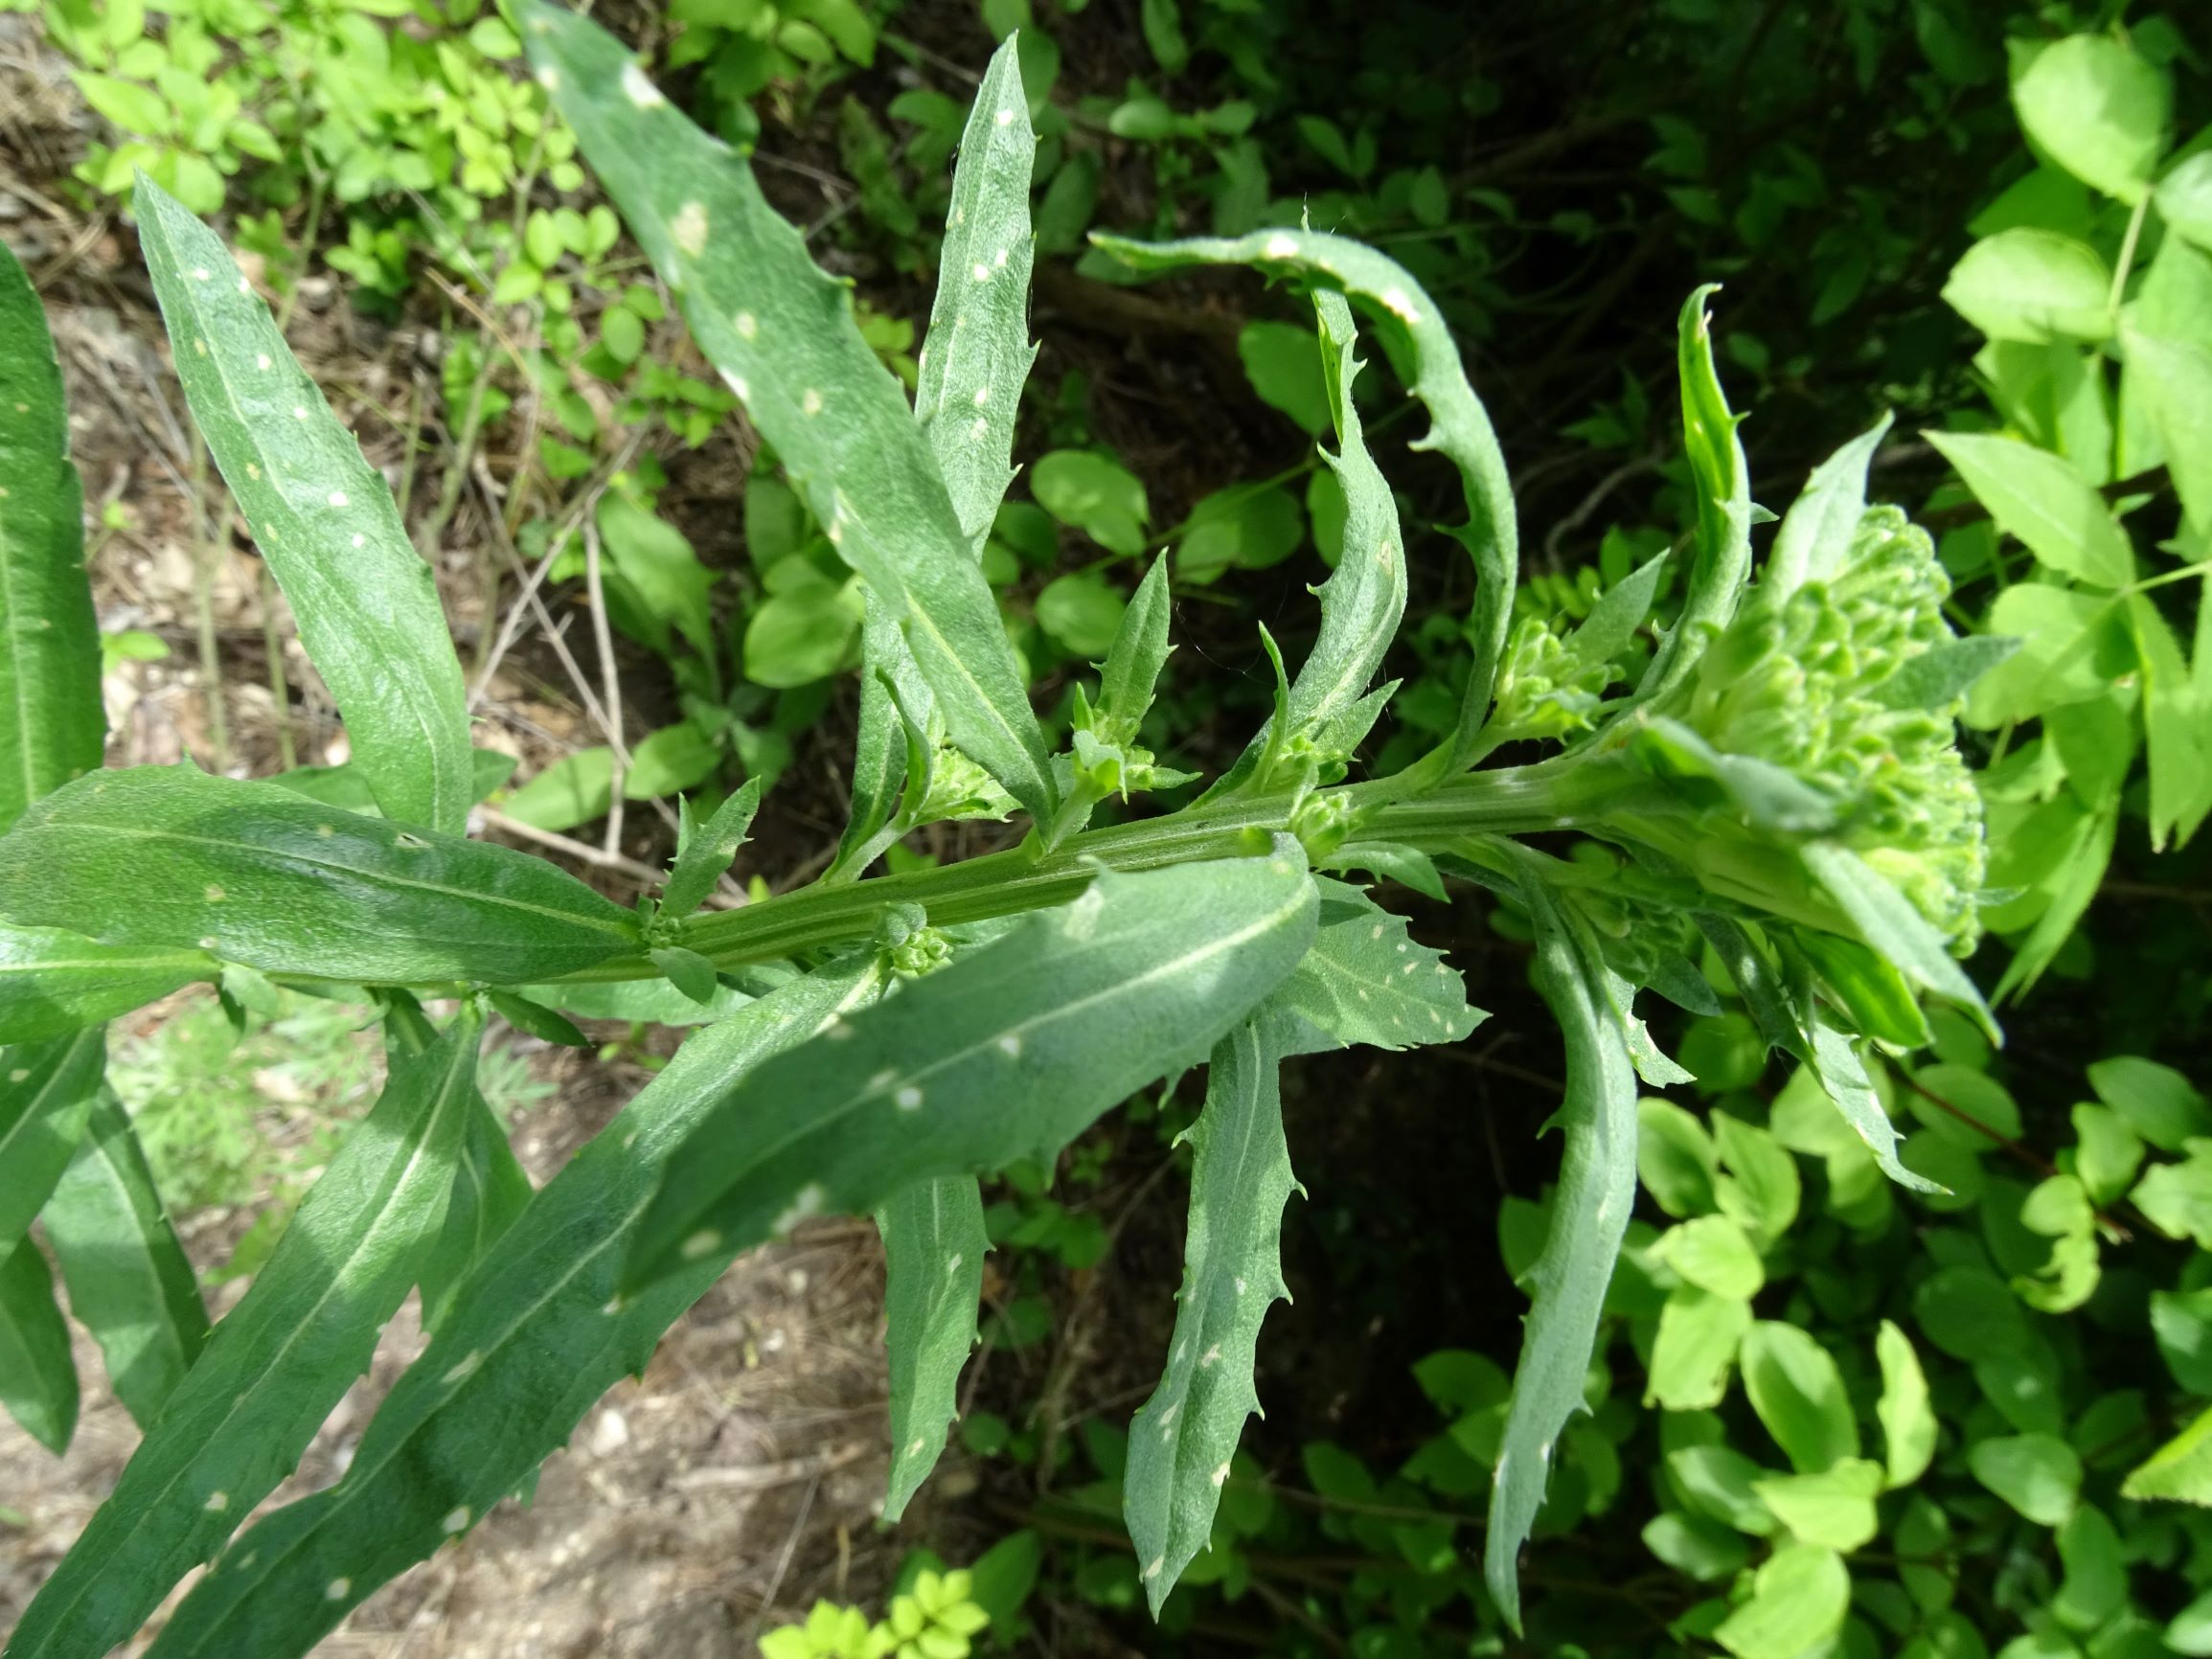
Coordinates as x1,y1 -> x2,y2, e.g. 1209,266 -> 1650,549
0,1028 -> 105,1252
0,767 -> 640,986
8,1002 -> 482,1659
0,240 -> 102,835
1767,414 -> 1890,602
878,1174 -> 989,1520
142,959 -> 885,1659
0,1238 -> 78,1454
1125,1015 -> 1295,1612
1090,227 -> 1516,761
43,1088 -> 211,1427
913,35 -> 1039,547
0,923 -> 214,1043
629,853 -> 1317,1285
1484,856 -> 1639,1628
1264,876 -> 1484,1053
659,778 -> 762,921
527,5 -> 1055,825
133,180 -> 473,832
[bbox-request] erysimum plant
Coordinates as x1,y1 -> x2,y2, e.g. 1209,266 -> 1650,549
0,7 -> 2007,1652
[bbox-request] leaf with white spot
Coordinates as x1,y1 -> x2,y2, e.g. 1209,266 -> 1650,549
7,1002 -> 481,1659
132,179 -> 472,833
1484,849 -> 1639,1630
1090,227 -> 1516,769
0,239 -> 103,837
0,1234 -> 77,1455
138,958 -> 884,1659
1263,876 -> 1484,1054
628,853 -> 1316,1288
527,5 -> 1056,827
0,922 -> 214,1044
0,766 -> 642,986
878,1173 -> 989,1520
0,1027 -> 105,1254
1124,1013 -> 1296,1614
913,35 -> 1039,549
42,1087 -> 211,1428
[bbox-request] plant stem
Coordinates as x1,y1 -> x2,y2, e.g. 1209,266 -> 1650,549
188,428 -> 230,771
2109,193 -> 2150,313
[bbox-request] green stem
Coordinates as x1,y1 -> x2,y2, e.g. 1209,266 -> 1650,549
542,760 -> 1634,983
2109,193 -> 2150,314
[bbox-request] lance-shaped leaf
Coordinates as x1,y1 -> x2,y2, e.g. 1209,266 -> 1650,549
1125,1014 -> 1296,1613
0,1238 -> 78,1455
0,239 -> 103,835
1630,287 -> 1751,712
525,5 -> 1055,826
0,1027 -> 105,1253
1094,555 -> 1175,739
878,1174 -> 989,1520
0,766 -> 641,986
659,777 -> 763,921
43,1087 -> 211,1427
1695,912 -> 1937,1193
1767,414 -> 1891,602
1090,227 -> 1516,766
832,601 -> 934,881
0,923 -> 215,1043
1263,876 -> 1484,1053
1206,291 -> 1405,797
139,957 -> 886,1659
133,179 -> 472,833
5,1001 -> 482,1659
1801,842 -> 1993,1035
1484,853 -> 1639,1629
628,852 -> 1316,1286
914,35 -> 1039,548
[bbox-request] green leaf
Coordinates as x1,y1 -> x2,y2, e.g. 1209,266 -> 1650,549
1483,859 -> 1639,1628
1566,549 -> 1668,670
1941,230 -> 2115,342
138,956 -> 884,1657
2011,34 -> 2170,204
1807,1021 -> 1943,1193
270,748 -> 517,816
1867,634 -> 2022,711
595,493 -> 716,663
1712,1543 -> 1850,1659
0,1238 -> 78,1454
2120,326 -> 2212,534
486,989 -> 588,1049
2130,591 -> 2212,849
0,1028 -> 105,1252
42,1087 -> 210,1427
416,1090 -> 532,1332
1642,1511 -> 1750,1581
1174,485 -> 1307,584
1092,555 -> 1174,739
0,239 -> 103,835
0,923 -> 214,1044
2122,1404 -> 2212,1505
913,36 -> 1038,548
0,766 -> 641,985
1767,413 -> 1890,602
745,580 -> 862,691
1926,430 -> 2132,586
1799,842 -> 1992,1032
502,747 -> 614,832
1967,584 -> 2127,725
1654,1214 -> 1762,1299
660,778 -> 762,920
2153,1287 -> 2212,1396
829,602 -> 927,880
1968,1431 -> 2080,1524
1032,450 -> 1149,556
7,1001 -> 482,1659
1750,1458 -> 1883,1552
1236,319 -> 1331,437
623,722 -> 723,800
1260,877 -> 1483,1054
1035,573 -> 1127,658
2053,1505 -> 2126,1631
1875,1319 -> 1937,1489
629,852 -> 1316,1285
528,7 -> 1055,826
1669,1443 -> 1777,1536
650,945 -> 721,1006
1913,1263 -> 2031,1362
133,178 -> 472,833
2088,1055 -> 2210,1150
878,1175 -> 988,1520
1645,1285 -> 1750,1412
1636,1098 -> 1719,1218
1741,1320 -> 1859,1473
1124,1015 -> 1296,1612
1088,228 -> 1516,767
2157,153 -> 2212,253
